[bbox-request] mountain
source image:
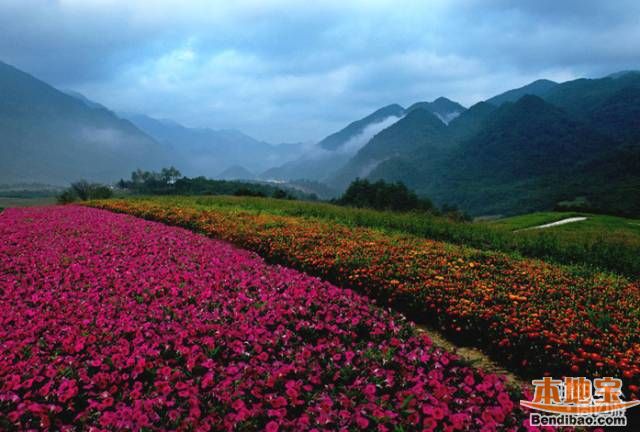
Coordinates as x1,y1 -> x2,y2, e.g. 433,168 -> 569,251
4,58 -> 638,217
261,96 -> 468,184
216,165 -> 255,180
406,97 -> 466,124
542,73 -> 640,120
0,60 -> 168,185
124,114 -> 306,177
606,70 -> 640,79
364,102 -> 498,193
586,86 -> 640,144
261,104 -> 406,182
419,95 -> 614,214
330,71 -> 640,216
446,101 -> 497,143
64,90 -> 108,110
331,108 -> 450,189
318,104 -> 405,151
260,152 -> 351,183
565,144 -> 640,216
449,95 -> 606,181
486,79 -> 558,106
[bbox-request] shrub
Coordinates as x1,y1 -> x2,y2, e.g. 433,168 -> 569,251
336,178 -> 435,213
272,188 -> 293,199
57,189 -> 78,204
57,180 -> 113,203
233,187 -> 266,197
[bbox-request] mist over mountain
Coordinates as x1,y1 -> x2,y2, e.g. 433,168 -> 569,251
0,59 -> 309,186
330,72 -> 640,216
406,97 -> 466,124
260,105 -> 406,182
1,56 -> 638,216
123,114 -> 306,178
260,97 -> 466,183
216,165 -> 255,181
0,60 -> 168,185
331,108 -> 451,189
318,104 -> 405,151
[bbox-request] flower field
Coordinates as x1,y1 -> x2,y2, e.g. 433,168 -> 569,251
0,206 -> 530,430
88,198 -> 640,401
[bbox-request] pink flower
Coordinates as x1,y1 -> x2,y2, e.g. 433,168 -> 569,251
363,384 -> 376,400
56,379 -> 78,403
0,206 -> 526,430
265,420 -> 279,432
356,415 -> 369,428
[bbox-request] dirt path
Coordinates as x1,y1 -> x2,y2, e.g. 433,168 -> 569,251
414,324 -> 529,390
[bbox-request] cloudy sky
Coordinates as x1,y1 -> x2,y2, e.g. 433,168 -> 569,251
1,0 -> 638,142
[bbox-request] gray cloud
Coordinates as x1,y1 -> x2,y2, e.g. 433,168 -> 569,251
0,0 -> 638,142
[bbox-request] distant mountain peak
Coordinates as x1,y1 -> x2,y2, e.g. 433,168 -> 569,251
606,70 -> 640,79
63,90 -> 107,110
513,93 -> 547,106
0,60 -> 167,184
407,97 -> 466,125
317,104 -> 405,151
217,165 -> 255,181
402,105 -> 449,126
377,103 -> 405,114
486,79 -> 558,106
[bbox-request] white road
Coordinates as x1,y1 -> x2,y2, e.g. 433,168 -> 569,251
517,217 -> 587,231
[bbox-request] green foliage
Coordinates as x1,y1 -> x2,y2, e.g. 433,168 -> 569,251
233,187 -> 266,198
336,178 -> 436,213
57,180 -> 114,203
271,188 -> 293,200
57,190 -> 78,204
118,168 -> 316,200
71,180 -> 113,200
331,108 -> 449,190
331,74 -> 640,218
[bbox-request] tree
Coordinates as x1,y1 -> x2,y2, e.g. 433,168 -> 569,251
337,178 -> 435,213
160,166 -> 182,184
71,180 -> 92,201
58,180 -> 113,203
272,189 -> 290,199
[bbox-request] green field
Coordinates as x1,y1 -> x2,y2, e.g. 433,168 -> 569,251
0,196 -> 56,208
121,195 -> 639,278
487,211 -> 640,232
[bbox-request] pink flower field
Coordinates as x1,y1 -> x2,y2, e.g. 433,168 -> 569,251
0,206 -> 528,430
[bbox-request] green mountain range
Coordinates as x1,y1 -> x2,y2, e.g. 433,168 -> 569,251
330,72 -> 640,216
261,98 -> 464,182
1,58 -> 638,216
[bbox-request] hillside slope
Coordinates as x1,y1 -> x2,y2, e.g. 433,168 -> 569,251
332,72 -> 640,216
0,61 -> 168,184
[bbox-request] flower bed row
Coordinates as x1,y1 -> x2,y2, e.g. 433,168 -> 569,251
0,206 -> 529,430
89,199 -> 640,400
